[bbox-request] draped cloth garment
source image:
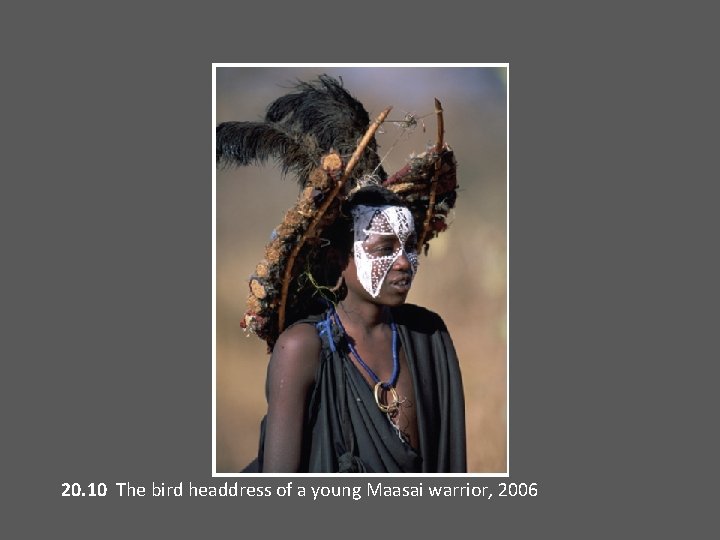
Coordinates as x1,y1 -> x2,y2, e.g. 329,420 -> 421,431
246,304 -> 467,473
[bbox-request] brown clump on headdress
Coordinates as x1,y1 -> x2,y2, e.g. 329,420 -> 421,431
255,260 -> 270,278
384,145 -> 458,249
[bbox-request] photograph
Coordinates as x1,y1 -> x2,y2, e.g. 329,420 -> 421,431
214,65 -> 508,474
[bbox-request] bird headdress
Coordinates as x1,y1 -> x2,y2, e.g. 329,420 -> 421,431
217,75 -> 458,350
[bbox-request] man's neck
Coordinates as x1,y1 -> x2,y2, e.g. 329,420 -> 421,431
337,297 -> 391,336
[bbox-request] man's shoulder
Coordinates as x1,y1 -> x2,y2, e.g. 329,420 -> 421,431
267,322 -> 322,386
393,303 -> 448,333
275,321 -> 322,351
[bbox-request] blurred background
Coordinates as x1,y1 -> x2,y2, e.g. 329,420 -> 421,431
215,65 -> 507,473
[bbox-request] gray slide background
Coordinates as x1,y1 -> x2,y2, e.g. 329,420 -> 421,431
3,3 -> 714,538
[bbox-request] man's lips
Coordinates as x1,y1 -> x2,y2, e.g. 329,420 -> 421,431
387,274 -> 413,290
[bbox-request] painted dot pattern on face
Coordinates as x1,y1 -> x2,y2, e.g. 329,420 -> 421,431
351,205 -> 419,298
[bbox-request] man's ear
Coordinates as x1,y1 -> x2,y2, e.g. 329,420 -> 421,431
312,245 -> 349,292
326,245 -> 350,272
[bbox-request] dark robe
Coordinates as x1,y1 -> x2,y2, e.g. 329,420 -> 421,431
245,303 -> 466,473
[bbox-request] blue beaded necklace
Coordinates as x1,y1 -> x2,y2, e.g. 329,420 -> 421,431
330,305 -> 401,414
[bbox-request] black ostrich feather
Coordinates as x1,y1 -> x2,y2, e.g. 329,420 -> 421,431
216,75 -> 386,187
216,121 -> 315,179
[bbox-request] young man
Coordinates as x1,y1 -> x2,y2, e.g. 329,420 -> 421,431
261,187 -> 466,472
218,75 -> 466,472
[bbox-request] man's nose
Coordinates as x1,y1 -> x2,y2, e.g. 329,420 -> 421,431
393,251 -> 411,270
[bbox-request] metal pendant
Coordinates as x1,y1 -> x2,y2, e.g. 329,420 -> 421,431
373,382 -> 400,414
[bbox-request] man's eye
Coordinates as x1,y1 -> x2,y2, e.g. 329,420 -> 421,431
370,245 -> 395,255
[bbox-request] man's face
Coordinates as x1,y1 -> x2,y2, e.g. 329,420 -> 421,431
348,205 -> 419,302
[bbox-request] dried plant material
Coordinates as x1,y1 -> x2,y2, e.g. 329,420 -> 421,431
255,260 -> 270,278
265,238 -> 283,262
308,168 -> 331,189
250,279 -> 267,299
246,294 -> 263,314
321,152 -> 343,173
386,182 -> 426,195
297,187 -> 318,217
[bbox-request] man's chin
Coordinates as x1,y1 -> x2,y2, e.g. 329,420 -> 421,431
375,287 -> 411,306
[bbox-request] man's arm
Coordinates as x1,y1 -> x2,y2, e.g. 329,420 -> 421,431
261,323 -> 321,472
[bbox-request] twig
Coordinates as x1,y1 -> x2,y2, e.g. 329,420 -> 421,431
418,98 -> 444,250
277,106 -> 392,332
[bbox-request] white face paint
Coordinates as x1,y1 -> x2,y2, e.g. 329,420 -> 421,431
350,205 -> 419,298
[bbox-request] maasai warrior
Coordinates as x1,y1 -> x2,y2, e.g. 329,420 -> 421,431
217,75 -> 466,473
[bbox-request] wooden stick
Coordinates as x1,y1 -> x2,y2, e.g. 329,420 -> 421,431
277,106 -> 392,332
418,98 -> 444,250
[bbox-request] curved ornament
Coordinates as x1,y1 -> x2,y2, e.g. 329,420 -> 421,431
373,382 -> 400,414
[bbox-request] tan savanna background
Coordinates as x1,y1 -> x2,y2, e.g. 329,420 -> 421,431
215,66 -> 507,473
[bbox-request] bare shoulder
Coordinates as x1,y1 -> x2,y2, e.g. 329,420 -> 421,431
267,322 -> 322,390
263,322 -> 323,472
273,322 -> 322,359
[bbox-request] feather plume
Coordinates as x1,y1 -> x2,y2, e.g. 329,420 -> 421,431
216,75 -> 386,187
216,121 -> 317,181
